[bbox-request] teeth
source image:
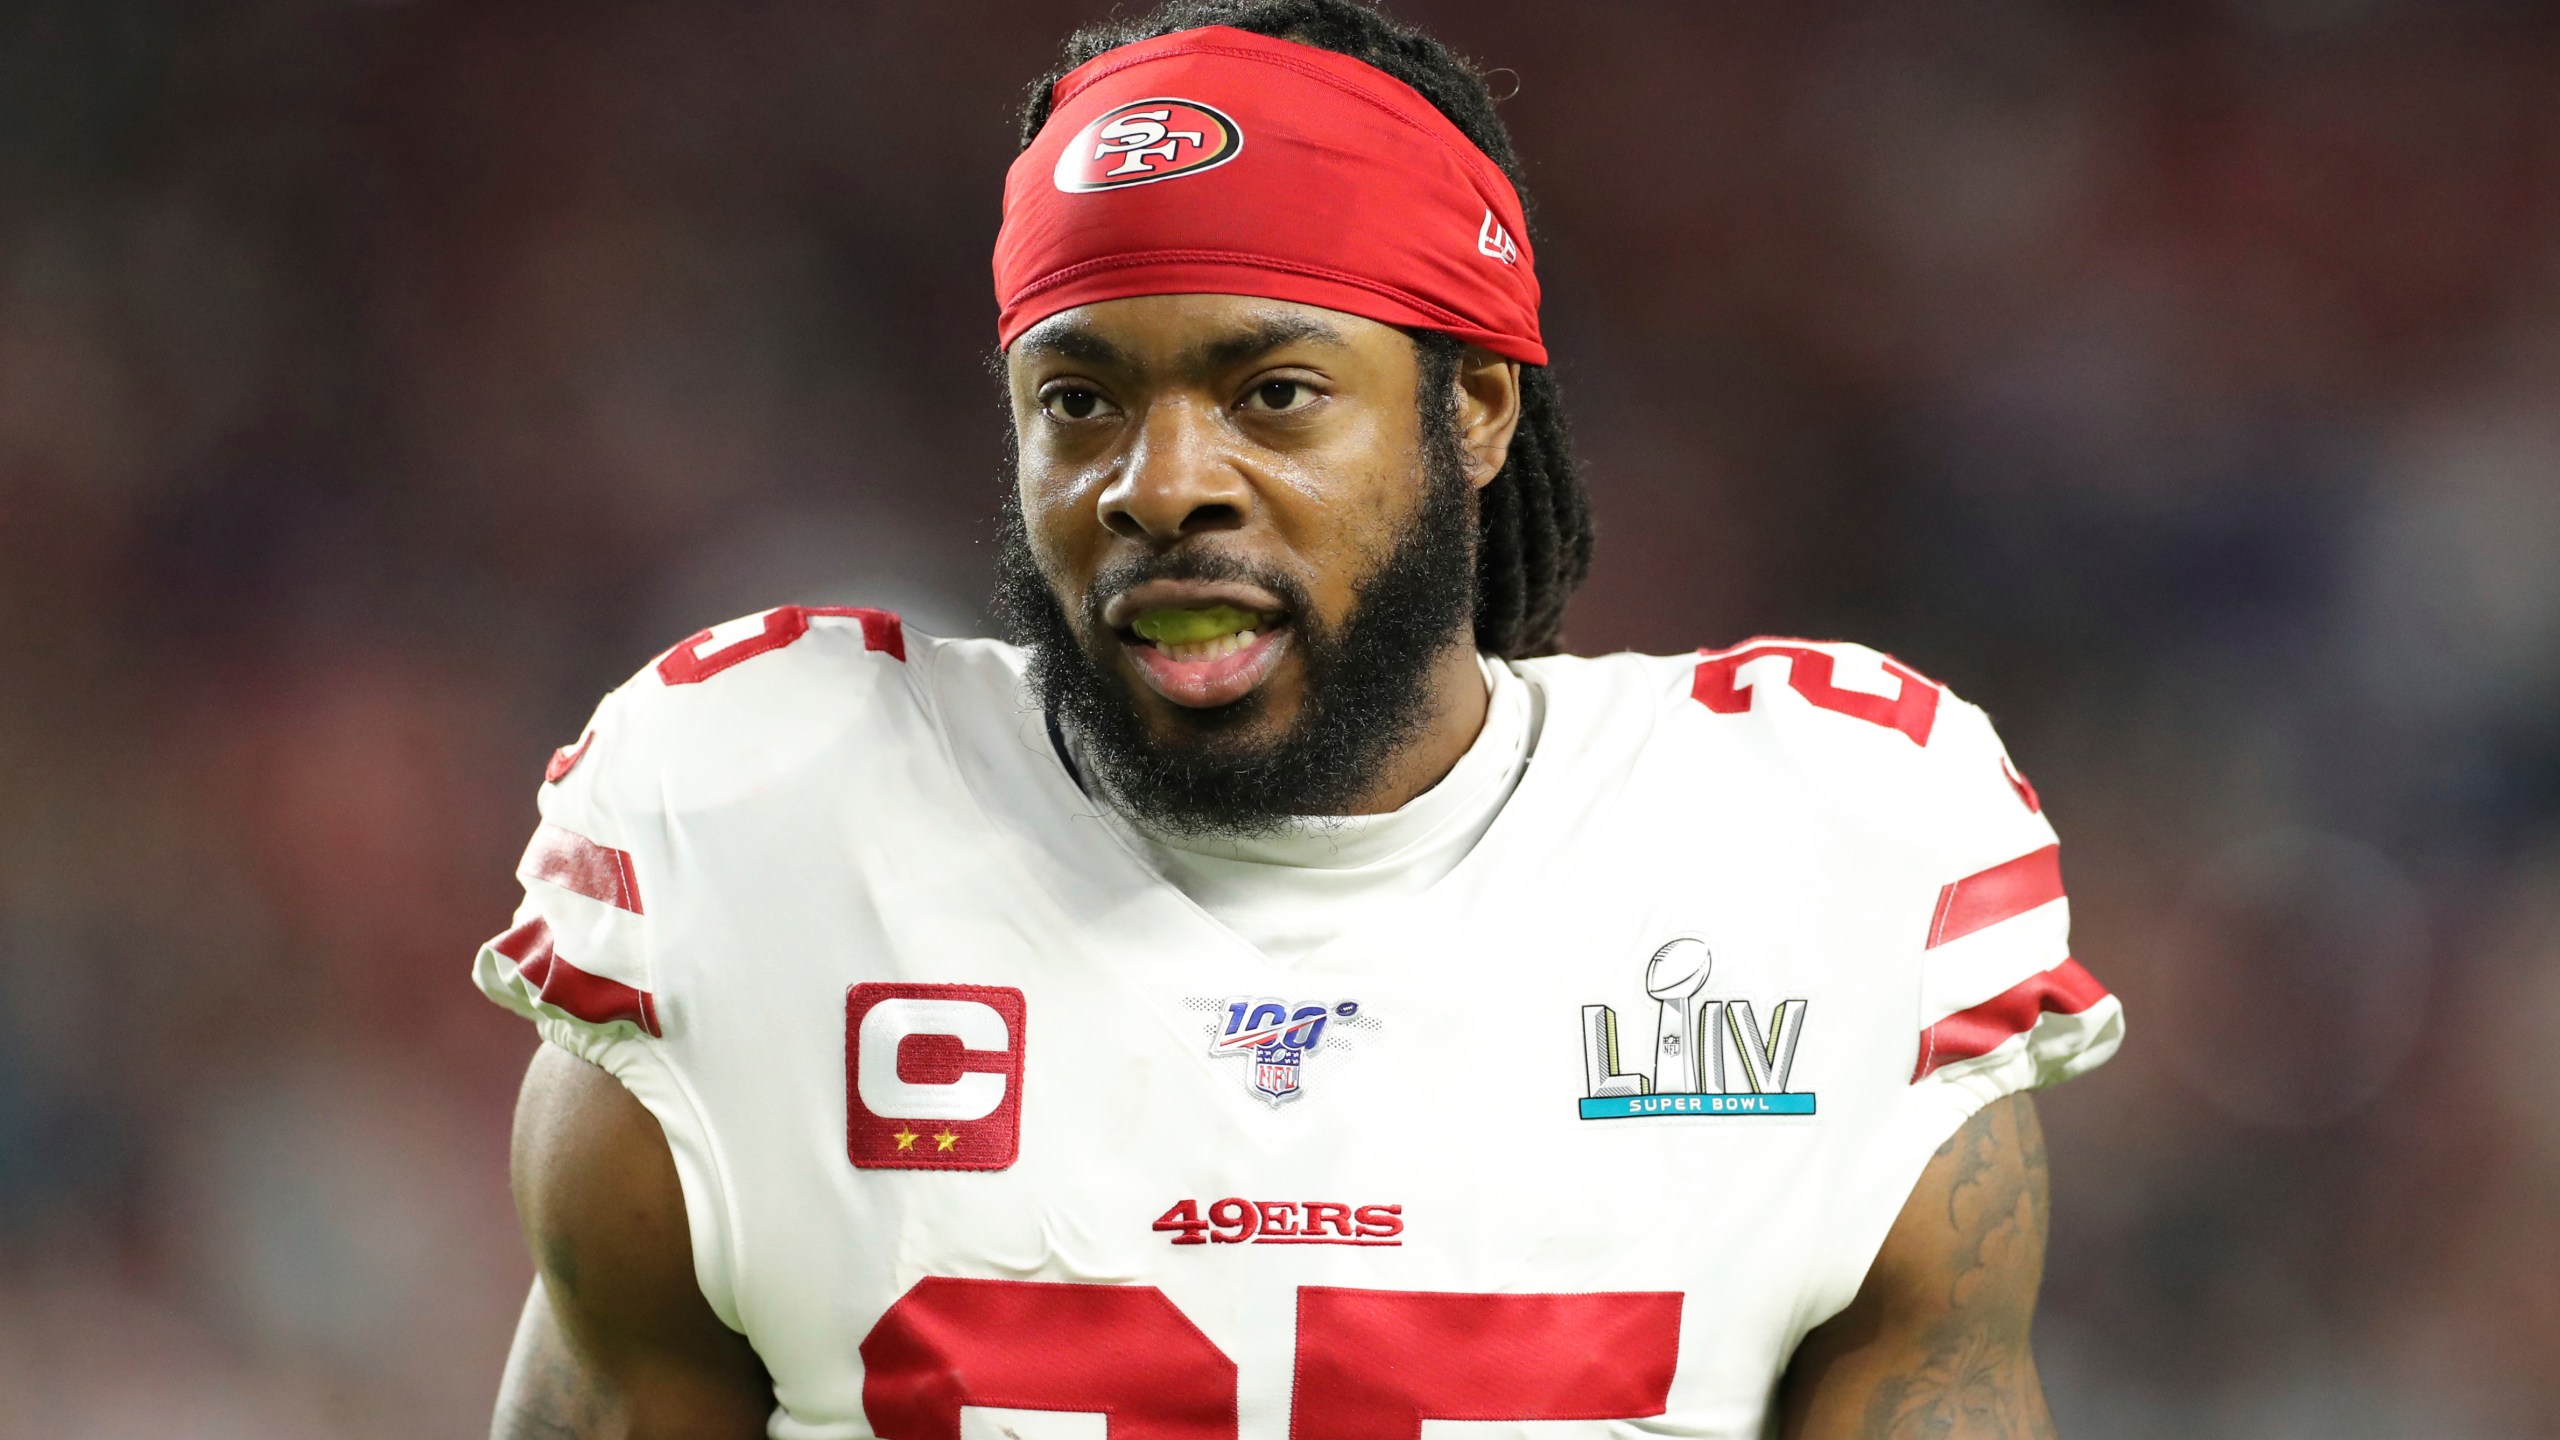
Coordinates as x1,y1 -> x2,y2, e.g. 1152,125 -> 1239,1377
1159,628 -> 1257,662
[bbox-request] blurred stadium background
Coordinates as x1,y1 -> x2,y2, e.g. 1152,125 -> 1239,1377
3,0 -> 2557,1435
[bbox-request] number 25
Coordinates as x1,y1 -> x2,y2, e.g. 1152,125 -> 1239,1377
1692,640 -> 1941,746
861,1278 -> 1683,1440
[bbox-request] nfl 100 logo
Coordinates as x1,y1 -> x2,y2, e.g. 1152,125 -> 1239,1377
1211,996 -> 1360,1105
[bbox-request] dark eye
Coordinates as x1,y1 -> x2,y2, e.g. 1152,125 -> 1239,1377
1247,379 -> 1314,413
1041,387 -> 1110,422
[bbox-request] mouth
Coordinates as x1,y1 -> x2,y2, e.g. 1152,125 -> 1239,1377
1104,580 -> 1293,710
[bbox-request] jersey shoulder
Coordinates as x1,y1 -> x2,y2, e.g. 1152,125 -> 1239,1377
478,606 -> 1004,1044
1524,638 -> 2051,873
1535,640 -> 2117,1097
555,605 -> 1012,822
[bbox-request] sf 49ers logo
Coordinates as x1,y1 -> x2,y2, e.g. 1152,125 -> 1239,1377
1053,97 -> 1243,192
1153,1197 -> 1404,1247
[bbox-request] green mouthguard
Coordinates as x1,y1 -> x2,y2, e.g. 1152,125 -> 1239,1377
1131,604 -> 1262,646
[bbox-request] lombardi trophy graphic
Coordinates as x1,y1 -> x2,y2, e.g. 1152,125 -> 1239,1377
1646,937 -> 1713,1093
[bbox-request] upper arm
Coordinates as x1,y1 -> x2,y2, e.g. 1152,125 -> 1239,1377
1778,1093 -> 2057,1440
494,1042 -> 771,1440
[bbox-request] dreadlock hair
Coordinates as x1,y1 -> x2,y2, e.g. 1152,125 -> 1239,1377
1017,0 -> 1594,659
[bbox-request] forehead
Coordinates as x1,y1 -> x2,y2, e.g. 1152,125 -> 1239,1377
1007,294 -> 1410,376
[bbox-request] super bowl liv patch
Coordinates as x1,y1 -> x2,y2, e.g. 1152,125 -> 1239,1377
1578,938 -> 1815,1118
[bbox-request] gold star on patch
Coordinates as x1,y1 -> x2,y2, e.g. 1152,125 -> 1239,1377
893,1128 -> 918,1150
934,1130 -> 959,1152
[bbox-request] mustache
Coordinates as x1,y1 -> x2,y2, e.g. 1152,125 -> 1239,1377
1084,547 -> 1315,633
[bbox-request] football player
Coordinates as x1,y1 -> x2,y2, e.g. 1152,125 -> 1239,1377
480,4 -> 2125,1438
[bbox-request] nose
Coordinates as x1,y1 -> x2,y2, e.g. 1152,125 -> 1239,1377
1096,398 -> 1252,545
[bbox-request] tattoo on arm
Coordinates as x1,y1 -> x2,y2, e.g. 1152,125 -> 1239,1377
493,1282 -> 610,1440
1858,1098 -> 2057,1440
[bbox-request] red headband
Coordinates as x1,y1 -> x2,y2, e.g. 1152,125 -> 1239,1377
993,26 -> 1545,365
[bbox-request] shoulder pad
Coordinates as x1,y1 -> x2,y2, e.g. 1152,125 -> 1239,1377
1684,637 -> 1944,748
580,605 -> 931,817
1666,637 -> 2050,866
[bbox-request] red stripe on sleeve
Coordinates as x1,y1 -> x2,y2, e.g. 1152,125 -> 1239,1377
520,823 -> 645,915
491,917 -> 661,1037
543,731 -> 594,785
1927,844 -> 2064,948
1912,957 -> 2107,1081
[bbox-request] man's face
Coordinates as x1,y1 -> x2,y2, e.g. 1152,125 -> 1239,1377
996,294 -> 1498,832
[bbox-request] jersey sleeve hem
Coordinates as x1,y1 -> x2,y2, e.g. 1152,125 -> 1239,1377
1797,991 -> 2124,1339
1924,989 -> 2126,1095
476,914 -> 662,1038
531,1019 -> 749,1336
472,921 -> 746,1335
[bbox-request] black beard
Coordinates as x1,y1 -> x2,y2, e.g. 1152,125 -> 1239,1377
994,431 -> 1478,838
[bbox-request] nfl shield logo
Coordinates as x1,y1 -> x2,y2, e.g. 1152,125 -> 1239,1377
1211,996 -> 1355,1107
1253,1050 -> 1303,1101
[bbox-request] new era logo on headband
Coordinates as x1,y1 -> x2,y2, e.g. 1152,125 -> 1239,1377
1055,97 -> 1243,192
1477,209 -> 1519,265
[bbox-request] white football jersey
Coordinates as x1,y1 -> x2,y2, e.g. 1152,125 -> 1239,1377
474,606 -> 2123,1440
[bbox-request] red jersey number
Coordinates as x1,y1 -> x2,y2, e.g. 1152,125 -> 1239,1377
656,605 -> 904,686
1691,639 -> 1941,746
859,1277 -> 1682,1440
861,1279 -> 1234,1440
1290,1287 -> 1685,1439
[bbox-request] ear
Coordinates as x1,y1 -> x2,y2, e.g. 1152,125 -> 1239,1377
1453,345 -> 1524,490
